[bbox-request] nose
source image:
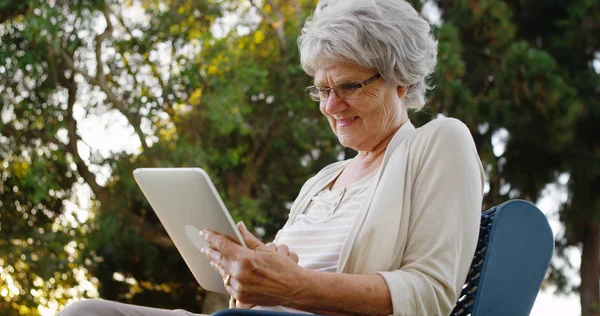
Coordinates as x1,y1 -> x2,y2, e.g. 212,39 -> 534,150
322,90 -> 348,115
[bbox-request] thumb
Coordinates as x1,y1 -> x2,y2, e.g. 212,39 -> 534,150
237,221 -> 265,250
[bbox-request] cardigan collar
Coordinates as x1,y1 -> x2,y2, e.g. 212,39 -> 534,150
381,119 -> 416,166
336,119 -> 415,272
286,120 -> 416,228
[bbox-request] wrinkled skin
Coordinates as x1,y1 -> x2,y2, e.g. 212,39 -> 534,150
200,222 -> 302,307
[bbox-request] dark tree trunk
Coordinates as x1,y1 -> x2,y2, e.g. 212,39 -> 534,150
581,223 -> 600,316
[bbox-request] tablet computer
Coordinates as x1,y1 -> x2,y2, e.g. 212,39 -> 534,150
133,167 -> 246,294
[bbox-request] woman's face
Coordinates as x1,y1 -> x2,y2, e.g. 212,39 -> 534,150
314,61 -> 407,152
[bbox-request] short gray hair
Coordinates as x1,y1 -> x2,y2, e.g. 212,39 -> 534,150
298,0 -> 438,111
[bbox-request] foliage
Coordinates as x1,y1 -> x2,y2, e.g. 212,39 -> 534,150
428,1 -> 599,315
0,0 -> 599,315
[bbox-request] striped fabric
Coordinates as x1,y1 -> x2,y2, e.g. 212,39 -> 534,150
251,169 -> 377,314
274,169 -> 377,272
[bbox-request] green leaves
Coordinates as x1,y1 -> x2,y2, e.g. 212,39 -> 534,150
433,0 -> 599,302
2,0 -> 598,313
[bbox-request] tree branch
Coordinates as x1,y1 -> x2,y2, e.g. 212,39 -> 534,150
249,0 -> 274,24
125,214 -> 175,249
240,114 -> 285,194
249,0 -> 287,57
52,21 -> 177,249
59,55 -> 175,249
266,0 -> 288,57
60,66 -> 104,198
109,6 -> 174,116
59,45 -> 149,152
95,8 -> 113,88
291,0 -> 304,34
0,123 -> 59,148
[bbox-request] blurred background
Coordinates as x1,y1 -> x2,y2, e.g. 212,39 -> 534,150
0,0 -> 598,315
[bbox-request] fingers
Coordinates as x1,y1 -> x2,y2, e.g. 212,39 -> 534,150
265,242 -> 277,251
202,247 -> 229,275
236,301 -> 255,309
288,251 -> 299,264
236,222 -> 265,250
202,246 -> 245,289
276,244 -> 290,256
200,230 -> 245,259
202,247 -> 239,297
264,243 -> 299,264
212,261 -> 227,278
233,222 -> 297,264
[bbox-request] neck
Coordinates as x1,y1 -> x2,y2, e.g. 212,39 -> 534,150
354,118 -> 407,170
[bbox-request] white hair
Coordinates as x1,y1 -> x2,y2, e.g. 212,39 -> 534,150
298,0 -> 438,110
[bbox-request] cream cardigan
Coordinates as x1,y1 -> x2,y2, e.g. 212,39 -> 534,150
282,117 -> 485,315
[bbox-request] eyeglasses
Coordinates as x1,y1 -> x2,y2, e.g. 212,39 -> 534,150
305,73 -> 382,102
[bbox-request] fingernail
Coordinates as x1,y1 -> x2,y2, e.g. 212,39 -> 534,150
199,230 -> 207,238
239,222 -> 246,230
201,247 -> 207,255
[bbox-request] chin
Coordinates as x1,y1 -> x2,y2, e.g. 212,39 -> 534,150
337,135 -> 360,150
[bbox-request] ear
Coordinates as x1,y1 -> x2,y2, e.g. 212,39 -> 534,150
396,85 -> 409,99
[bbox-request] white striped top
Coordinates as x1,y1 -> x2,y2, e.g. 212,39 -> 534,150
252,168 -> 377,313
274,169 -> 377,272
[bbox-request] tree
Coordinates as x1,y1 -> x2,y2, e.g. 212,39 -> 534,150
2,0 -> 598,315
0,0 -> 223,313
1,0 -> 339,313
425,1 -> 599,315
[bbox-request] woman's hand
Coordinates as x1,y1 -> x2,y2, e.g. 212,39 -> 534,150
236,241 -> 300,309
265,242 -> 300,264
200,222 -> 304,307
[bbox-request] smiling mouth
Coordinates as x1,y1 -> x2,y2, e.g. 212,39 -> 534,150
336,116 -> 359,126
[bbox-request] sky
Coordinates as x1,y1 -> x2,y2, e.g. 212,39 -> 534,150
530,187 -> 580,315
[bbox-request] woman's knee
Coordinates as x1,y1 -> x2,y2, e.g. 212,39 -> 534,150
60,299 -> 114,316
59,299 -> 204,316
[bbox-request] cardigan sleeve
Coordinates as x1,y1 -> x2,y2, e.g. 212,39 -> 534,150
377,118 -> 484,316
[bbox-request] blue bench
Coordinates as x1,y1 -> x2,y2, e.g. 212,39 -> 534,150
213,200 -> 554,316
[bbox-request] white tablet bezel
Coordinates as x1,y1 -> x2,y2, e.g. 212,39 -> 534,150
133,167 -> 246,294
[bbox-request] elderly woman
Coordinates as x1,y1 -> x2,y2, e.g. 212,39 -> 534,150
61,0 -> 484,315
